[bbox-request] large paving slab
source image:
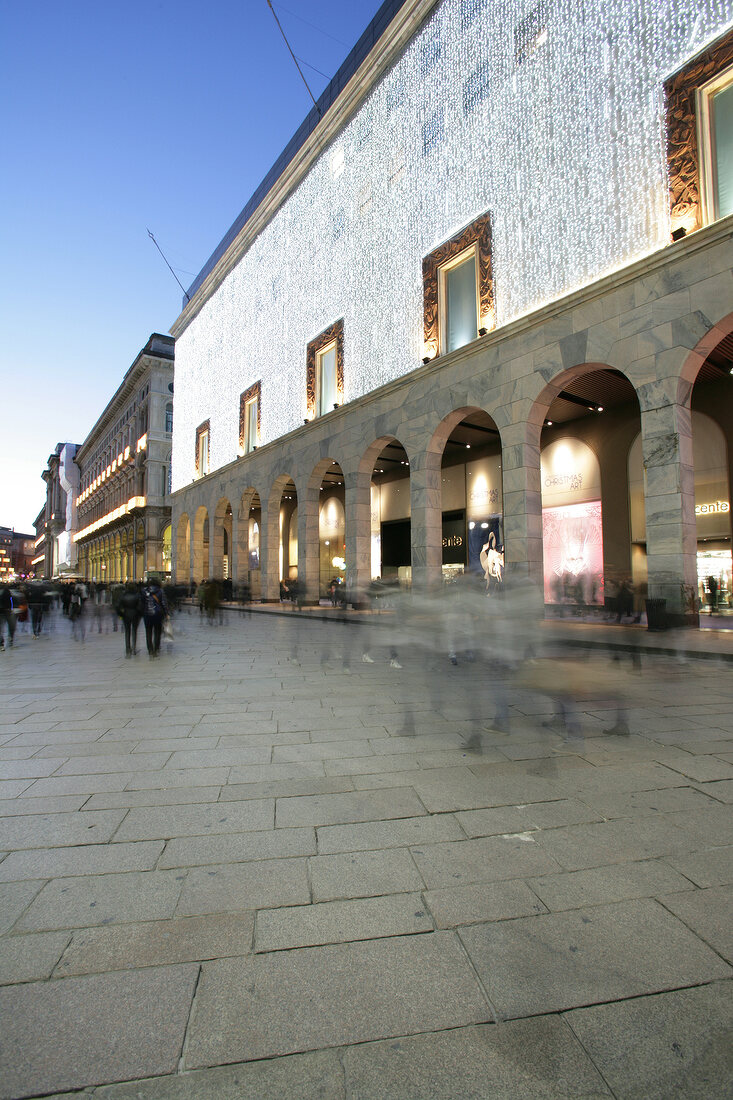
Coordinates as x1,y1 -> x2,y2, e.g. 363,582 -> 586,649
0,809 -> 126,850
95,1050 -> 345,1099
658,885 -> 733,963
0,840 -> 165,881
564,982 -> 733,1100
411,835 -> 564,888
175,857 -> 310,915
528,859 -> 695,910
113,799 -> 274,841
309,848 -> 426,901
16,869 -> 187,931
340,1017 -> 612,1098
275,787 -> 427,827
54,912 -> 254,976
458,898 -> 732,1019
0,963 -> 199,1098
185,932 -> 490,1067
255,893 -> 432,951
158,826 -> 316,867
316,813 -> 464,853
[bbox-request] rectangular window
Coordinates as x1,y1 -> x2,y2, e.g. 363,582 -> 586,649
245,397 -> 258,453
317,342 -> 338,416
463,61 -> 491,115
195,422 -> 210,477
440,248 -> 479,353
307,320 -> 343,419
699,65 -> 733,222
515,2 -> 548,66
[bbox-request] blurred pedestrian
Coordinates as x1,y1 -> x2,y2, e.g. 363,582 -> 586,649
0,584 -> 15,650
117,581 -> 143,657
142,578 -> 168,658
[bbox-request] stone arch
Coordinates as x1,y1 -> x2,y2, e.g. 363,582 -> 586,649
356,435 -> 412,590
303,457 -> 347,602
237,486 -> 262,594
193,505 -> 209,582
213,497 -> 232,581
176,514 -> 190,584
423,406 -> 504,588
266,473 -> 298,602
525,363 -> 642,605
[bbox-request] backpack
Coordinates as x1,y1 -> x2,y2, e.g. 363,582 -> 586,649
144,589 -> 161,617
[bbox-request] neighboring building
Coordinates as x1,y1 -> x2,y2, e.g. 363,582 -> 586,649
31,504 -> 47,577
38,442 -> 81,578
170,0 -> 733,619
74,334 -> 175,583
0,528 -> 36,580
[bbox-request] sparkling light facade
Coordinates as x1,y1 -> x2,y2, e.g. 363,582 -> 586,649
172,0 -> 733,490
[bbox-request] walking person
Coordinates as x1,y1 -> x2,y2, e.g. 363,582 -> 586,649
117,581 -> 143,658
28,584 -> 46,638
69,583 -> 86,643
0,583 -> 15,650
142,578 -> 167,658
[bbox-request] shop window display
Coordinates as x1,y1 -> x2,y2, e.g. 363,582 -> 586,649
543,500 -> 604,605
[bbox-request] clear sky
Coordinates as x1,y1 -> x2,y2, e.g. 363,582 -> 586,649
1,0 -> 384,534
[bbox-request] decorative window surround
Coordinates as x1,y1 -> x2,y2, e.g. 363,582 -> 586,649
422,211 -> 494,361
306,320 -> 344,419
239,381 -> 261,454
666,25 -> 733,236
195,420 -> 210,477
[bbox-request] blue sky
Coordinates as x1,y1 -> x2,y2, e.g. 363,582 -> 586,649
1,0 -> 383,533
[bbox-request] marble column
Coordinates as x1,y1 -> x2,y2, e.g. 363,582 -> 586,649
640,399 -> 697,614
499,422 -> 543,585
344,467 -> 372,600
409,452 -> 442,589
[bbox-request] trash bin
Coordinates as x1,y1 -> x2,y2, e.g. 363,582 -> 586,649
645,598 -> 668,632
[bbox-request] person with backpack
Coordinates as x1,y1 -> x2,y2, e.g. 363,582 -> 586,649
142,578 -> 168,658
117,581 -> 144,658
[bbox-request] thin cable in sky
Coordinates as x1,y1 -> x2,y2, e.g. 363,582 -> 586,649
272,2 -> 350,48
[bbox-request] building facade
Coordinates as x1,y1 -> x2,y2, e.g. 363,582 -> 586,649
35,443 -> 81,578
170,0 -> 733,618
74,334 -> 175,583
0,528 -> 35,581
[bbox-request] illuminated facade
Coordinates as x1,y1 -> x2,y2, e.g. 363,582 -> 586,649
170,0 -> 733,618
37,442 -> 81,578
74,334 -> 174,583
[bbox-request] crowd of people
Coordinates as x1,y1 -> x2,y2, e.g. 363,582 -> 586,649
0,577 -> 179,658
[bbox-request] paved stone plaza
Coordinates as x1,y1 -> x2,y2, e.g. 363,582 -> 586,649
0,609 -> 732,1099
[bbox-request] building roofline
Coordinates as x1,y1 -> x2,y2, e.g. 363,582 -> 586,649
75,334 -> 174,466
171,0 -> 438,340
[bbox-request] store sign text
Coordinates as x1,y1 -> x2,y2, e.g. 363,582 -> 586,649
695,500 -> 730,515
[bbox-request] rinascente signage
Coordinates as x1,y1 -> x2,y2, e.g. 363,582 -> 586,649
695,500 -> 730,515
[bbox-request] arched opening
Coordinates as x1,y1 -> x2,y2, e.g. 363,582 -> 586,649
279,479 -> 298,589
161,524 -> 172,578
318,462 -> 346,601
176,515 -> 190,584
213,498 -> 233,581
434,409 -> 503,587
193,506 -> 209,582
368,439 -> 411,584
538,368 -> 640,615
238,488 -> 262,599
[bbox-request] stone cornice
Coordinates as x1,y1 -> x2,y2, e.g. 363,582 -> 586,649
170,0 -> 439,340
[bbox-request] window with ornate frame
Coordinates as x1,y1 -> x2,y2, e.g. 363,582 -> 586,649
195,420 -> 210,478
422,211 -> 494,361
666,26 -> 733,237
239,381 -> 261,455
306,319 -> 344,419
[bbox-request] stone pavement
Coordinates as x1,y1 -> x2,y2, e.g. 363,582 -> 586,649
0,609 -> 731,1099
